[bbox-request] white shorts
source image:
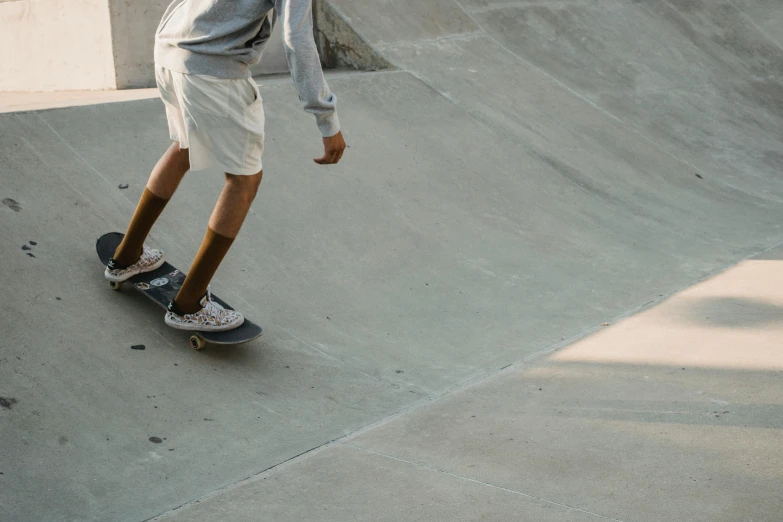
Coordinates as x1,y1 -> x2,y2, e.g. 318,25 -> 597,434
155,66 -> 265,175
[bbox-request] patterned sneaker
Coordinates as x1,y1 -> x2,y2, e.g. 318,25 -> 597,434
164,289 -> 244,332
104,245 -> 165,282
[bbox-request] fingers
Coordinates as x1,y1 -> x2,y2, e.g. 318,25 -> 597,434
314,132 -> 347,165
313,149 -> 342,165
313,152 -> 335,164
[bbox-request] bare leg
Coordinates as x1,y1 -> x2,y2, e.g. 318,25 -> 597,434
172,170 -> 263,313
147,142 -> 191,199
209,170 -> 264,238
113,142 -> 190,265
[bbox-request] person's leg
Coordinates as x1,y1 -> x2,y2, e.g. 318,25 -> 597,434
172,170 -> 263,314
112,142 -> 190,266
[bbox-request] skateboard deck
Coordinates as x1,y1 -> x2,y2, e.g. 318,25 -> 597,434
96,232 -> 262,350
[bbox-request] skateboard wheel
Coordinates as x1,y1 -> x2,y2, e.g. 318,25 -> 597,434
190,335 -> 206,351
109,281 -> 123,291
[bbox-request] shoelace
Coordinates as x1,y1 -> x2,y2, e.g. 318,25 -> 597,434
202,286 -> 222,317
138,247 -> 154,266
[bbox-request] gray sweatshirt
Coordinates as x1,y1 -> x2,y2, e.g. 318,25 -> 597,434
155,0 -> 339,137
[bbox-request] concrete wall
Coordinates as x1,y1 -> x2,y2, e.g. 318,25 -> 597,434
0,0 -> 385,92
108,0 -> 170,89
0,0 -> 290,92
250,20 -> 290,77
108,1 -> 290,89
0,0 -> 117,92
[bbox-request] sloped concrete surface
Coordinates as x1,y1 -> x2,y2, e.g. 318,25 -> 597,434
159,248 -> 783,522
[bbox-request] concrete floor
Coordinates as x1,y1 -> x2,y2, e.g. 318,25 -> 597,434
1,1 -> 782,520
156,248 -> 783,522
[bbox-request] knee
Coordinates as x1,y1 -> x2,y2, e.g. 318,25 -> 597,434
226,171 -> 263,201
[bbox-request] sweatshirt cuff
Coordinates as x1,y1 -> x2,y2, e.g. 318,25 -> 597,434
316,112 -> 341,138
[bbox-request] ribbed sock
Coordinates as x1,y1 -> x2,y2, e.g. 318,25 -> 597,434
174,228 -> 235,314
113,188 -> 169,266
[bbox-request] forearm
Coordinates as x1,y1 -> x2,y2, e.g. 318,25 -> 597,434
276,0 -> 340,137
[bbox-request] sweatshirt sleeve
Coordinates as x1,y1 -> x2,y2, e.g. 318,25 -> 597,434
274,0 -> 340,137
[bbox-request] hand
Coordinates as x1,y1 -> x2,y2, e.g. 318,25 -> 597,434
314,131 -> 346,165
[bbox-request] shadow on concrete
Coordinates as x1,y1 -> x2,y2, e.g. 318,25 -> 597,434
539,360 -> 783,430
676,296 -> 783,329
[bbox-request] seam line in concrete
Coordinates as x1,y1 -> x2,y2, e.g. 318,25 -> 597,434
144,429 -> 376,521
276,325 -> 399,388
392,62 -> 764,249
400,69 -> 463,106
0,70 -> 403,115
375,32 -> 486,50
464,0 -> 588,14
342,443 -> 626,521
145,439 -> 346,521
152,329 -> 176,349
339,236 -> 783,440
726,0 -> 783,52
450,0 -> 782,203
15,130 -> 94,208
37,114 -> 116,188
323,68 -> 406,80
661,0 -> 783,67
36,113 -> 212,264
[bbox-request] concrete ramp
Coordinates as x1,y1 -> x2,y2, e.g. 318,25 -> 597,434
1,1 -> 782,520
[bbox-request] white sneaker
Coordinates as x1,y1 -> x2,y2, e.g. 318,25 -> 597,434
104,245 -> 165,282
164,288 -> 244,332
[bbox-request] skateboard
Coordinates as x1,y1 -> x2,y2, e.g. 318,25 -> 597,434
96,232 -> 262,350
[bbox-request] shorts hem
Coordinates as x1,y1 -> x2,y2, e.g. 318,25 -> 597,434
170,136 -> 189,148
188,161 -> 263,175
223,163 -> 263,175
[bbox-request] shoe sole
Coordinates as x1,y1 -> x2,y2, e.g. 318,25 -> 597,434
164,315 -> 245,332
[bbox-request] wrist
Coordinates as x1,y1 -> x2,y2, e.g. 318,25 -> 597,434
316,112 -> 340,137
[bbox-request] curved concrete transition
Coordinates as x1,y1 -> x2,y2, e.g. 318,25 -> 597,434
1,1 -> 782,521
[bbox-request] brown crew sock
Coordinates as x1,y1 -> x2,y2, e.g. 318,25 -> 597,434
173,228 -> 235,314
113,188 -> 169,266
